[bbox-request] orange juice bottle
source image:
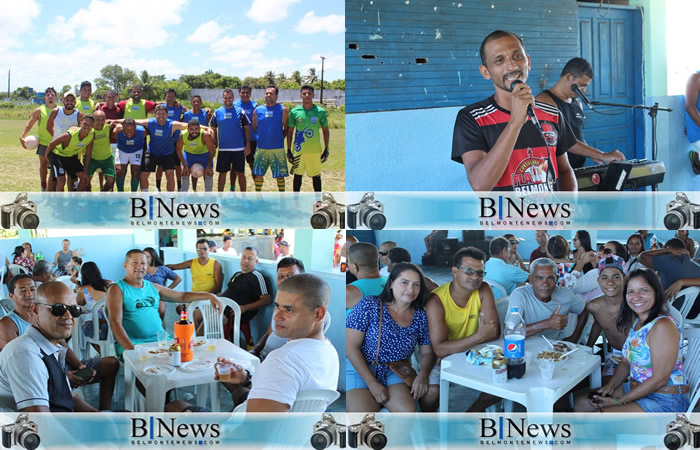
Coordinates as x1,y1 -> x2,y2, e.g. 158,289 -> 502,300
173,306 -> 194,362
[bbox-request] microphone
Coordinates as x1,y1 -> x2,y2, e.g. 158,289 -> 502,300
571,84 -> 594,109
510,80 -> 542,131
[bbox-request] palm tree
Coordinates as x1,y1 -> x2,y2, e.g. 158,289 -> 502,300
138,70 -> 157,100
291,70 -> 303,86
264,70 -> 276,85
276,72 -> 287,84
305,68 -> 318,84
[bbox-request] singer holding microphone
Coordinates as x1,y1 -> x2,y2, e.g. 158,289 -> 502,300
452,30 -> 577,192
536,57 -> 625,169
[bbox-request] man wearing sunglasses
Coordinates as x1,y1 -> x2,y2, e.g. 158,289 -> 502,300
508,258 -> 586,342
426,247 -> 500,411
107,249 -> 222,359
378,241 -> 398,277
0,281 -> 118,412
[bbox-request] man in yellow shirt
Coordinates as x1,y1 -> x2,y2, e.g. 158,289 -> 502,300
425,247 -> 500,411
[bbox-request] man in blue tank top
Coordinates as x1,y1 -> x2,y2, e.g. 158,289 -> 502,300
253,85 -> 289,191
685,71 -> 700,173
234,85 -> 258,182
211,89 -> 251,192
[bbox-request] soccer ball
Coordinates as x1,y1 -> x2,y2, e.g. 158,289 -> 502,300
24,135 -> 38,150
191,163 -> 204,178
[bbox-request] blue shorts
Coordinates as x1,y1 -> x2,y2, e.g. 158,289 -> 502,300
184,152 -> 212,169
82,320 -> 109,341
345,359 -> 404,390
623,382 -> 690,413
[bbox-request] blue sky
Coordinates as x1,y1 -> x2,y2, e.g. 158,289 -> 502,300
0,0 -> 344,91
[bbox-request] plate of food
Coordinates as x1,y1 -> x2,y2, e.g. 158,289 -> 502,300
147,347 -> 169,356
192,339 -> 208,349
536,350 -> 568,362
180,360 -> 215,372
143,364 -> 175,375
551,341 -> 573,353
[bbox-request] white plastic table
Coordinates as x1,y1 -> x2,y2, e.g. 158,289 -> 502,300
123,338 -> 260,412
439,336 -> 602,413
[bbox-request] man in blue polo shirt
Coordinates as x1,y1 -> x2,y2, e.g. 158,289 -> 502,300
211,89 -> 251,192
484,237 -> 529,297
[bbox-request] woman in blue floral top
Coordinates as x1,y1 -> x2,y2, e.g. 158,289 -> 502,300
576,268 -> 689,412
346,263 -> 436,413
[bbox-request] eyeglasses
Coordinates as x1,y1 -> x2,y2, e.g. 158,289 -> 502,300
457,267 -> 486,278
573,237 -> 580,241
509,241 -> 519,245
35,303 -> 82,318
378,251 -> 389,256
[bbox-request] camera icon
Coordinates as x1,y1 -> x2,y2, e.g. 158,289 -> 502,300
311,413 -> 346,449
2,414 -> 40,450
1,194 -> 39,229
664,192 -> 700,230
665,414 -> 700,449
311,193 -> 345,230
348,414 -> 387,450
347,193 -> 386,230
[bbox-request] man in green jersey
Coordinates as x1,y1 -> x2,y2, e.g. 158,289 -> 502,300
175,119 -> 216,192
76,81 -> 95,114
19,87 -> 58,191
45,115 -> 95,192
287,85 -> 330,192
86,110 -> 117,191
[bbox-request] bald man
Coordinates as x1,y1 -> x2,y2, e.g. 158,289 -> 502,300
343,235 -> 358,284
346,243 -> 386,314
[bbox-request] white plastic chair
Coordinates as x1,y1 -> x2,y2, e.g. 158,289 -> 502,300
484,279 -> 507,299
81,298 -> 115,358
56,275 -> 78,292
0,266 -> 6,297
684,327 -> 700,413
667,304 -> 684,336
190,296 -> 241,348
233,389 -> 340,413
672,287 -> 700,325
8,264 -> 29,276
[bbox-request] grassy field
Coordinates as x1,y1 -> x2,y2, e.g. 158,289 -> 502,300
0,116 -> 344,192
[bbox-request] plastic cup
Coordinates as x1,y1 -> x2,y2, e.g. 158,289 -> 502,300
136,347 -> 148,361
539,360 -> 555,381
157,330 -> 168,348
216,362 -> 232,382
207,340 -> 217,352
525,351 -> 533,368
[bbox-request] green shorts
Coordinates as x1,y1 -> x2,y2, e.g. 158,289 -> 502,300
88,155 -> 116,178
252,147 -> 288,178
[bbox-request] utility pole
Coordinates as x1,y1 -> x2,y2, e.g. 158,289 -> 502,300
320,56 -> 325,105
7,70 -> 10,100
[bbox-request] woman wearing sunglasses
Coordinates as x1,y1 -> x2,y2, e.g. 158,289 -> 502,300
576,268 -> 689,412
346,263 -> 436,413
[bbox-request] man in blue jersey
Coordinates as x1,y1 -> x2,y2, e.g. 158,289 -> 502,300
211,89 -> 251,192
253,85 -> 289,191
115,105 -> 195,192
156,88 -> 186,192
183,95 -> 211,126
111,118 -> 149,192
234,85 -> 257,188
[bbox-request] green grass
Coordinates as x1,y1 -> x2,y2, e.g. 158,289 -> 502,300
0,119 -> 344,192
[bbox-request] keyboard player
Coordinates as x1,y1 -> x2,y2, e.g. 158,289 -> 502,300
535,57 -> 625,169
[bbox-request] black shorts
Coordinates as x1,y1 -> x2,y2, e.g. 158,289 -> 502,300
171,152 -> 181,167
216,151 -> 245,173
36,144 -> 48,157
245,140 -> 257,165
48,152 -> 84,178
142,152 -> 176,172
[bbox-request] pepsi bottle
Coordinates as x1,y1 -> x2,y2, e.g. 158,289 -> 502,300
504,306 -> 526,379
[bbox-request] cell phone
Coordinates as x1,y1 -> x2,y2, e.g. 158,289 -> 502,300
340,262 -> 347,272
74,367 -> 93,380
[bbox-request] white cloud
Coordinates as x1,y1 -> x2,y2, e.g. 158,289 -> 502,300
294,11 -> 344,35
185,20 -> 228,44
60,0 -> 187,49
0,0 -> 41,48
47,16 -> 76,42
246,0 -> 301,23
210,30 -> 275,54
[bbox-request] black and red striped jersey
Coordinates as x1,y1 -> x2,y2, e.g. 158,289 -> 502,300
452,95 -> 576,192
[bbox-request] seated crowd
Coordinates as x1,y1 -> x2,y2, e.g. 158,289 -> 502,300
0,242 -> 340,414
346,230 -> 697,413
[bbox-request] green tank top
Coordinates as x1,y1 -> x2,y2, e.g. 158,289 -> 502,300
53,128 -> 94,158
181,130 -> 207,155
38,105 -> 55,145
76,98 -> 94,114
124,99 -> 147,119
91,126 -> 112,160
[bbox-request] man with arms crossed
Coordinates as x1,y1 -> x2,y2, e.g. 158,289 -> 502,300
252,85 -> 289,192
452,30 -> 577,192
211,89 -> 251,192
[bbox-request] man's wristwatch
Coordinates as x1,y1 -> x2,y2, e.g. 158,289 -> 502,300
242,370 -> 252,388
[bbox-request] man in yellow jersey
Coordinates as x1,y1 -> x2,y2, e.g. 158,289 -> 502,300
45,115 -> 95,192
76,81 -> 95,114
425,247 -> 500,411
19,87 -> 58,191
175,119 -> 216,192
86,110 -> 117,191
166,239 -> 223,334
